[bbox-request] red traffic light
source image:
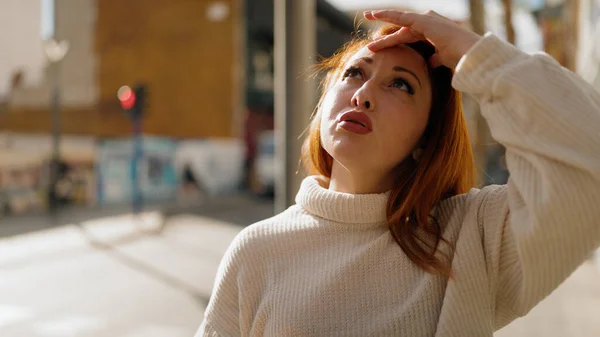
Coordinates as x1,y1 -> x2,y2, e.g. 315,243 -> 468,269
118,85 -> 136,110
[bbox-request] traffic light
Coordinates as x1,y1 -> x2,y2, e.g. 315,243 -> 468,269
118,85 -> 136,110
118,83 -> 148,118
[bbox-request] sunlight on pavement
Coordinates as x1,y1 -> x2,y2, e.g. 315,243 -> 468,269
163,214 -> 243,255
32,315 -> 106,337
0,305 -> 36,328
0,211 -> 242,337
121,324 -> 193,337
79,211 -> 164,241
0,211 -> 165,267
0,226 -> 83,265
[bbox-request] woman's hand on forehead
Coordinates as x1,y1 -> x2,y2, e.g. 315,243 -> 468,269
363,10 -> 481,69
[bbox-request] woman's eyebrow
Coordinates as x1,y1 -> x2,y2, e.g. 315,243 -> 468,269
393,66 -> 422,88
358,57 -> 422,88
360,56 -> 374,64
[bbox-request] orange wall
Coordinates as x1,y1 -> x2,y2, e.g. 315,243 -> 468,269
1,0 -> 241,139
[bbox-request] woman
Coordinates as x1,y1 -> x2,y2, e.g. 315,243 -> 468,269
197,9 -> 600,337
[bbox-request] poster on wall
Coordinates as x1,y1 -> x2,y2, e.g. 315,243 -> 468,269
97,137 -> 178,205
0,133 -> 97,216
0,152 -> 44,216
174,138 -> 245,199
50,157 -> 97,207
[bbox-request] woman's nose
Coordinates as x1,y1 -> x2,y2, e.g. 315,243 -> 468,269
351,85 -> 375,111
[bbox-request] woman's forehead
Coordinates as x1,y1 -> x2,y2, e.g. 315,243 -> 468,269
347,45 -> 427,68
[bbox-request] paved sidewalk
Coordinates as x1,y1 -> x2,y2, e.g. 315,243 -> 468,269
0,193 -> 273,239
0,197 -> 274,337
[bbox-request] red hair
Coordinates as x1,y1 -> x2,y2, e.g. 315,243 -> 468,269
301,25 -> 476,277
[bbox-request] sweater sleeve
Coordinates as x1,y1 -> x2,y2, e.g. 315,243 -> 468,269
452,33 -> 600,327
195,234 -> 244,337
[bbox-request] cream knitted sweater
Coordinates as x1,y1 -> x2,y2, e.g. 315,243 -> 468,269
197,34 -> 600,336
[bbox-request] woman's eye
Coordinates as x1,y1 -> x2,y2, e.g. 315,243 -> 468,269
342,67 -> 362,80
392,79 -> 415,95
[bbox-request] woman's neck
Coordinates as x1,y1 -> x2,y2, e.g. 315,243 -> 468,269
328,162 -> 393,194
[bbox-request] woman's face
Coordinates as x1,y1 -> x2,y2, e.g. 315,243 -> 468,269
319,45 -> 433,177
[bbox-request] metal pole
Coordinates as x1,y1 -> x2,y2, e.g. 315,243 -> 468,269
48,0 -> 62,214
482,0 -> 515,186
132,115 -> 143,214
468,0 -> 489,186
48,61 -> 61,213
502,0 -> 516,45
564,0 -> 580,71
273,0 -> 317,212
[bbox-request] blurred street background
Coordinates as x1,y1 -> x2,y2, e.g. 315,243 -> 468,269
0,0 -> 599,336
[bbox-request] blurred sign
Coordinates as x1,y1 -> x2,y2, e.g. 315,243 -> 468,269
174,139 -> 245,196
97,137 -> 178,204
0,133 -> 97,215
0,155 -> 44,216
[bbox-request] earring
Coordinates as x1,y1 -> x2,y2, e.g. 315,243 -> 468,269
412,148 -> 423,161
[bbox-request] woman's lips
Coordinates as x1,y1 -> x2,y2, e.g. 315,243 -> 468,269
339,120 -> 372,134
338,110 -> 373,135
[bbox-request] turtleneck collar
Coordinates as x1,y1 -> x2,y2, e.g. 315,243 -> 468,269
295,176 -> 390,224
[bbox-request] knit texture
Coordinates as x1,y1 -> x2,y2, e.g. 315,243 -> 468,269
196,33 -> 600,337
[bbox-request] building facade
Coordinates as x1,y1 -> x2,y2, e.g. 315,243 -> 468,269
1,0 -> 353,139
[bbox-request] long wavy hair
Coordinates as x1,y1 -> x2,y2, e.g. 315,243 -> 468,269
301,25 -> 476,277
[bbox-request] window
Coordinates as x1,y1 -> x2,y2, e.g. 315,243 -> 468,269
40,0 -> 54,40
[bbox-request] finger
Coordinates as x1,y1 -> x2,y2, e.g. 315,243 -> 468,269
367,27 -> 423,52
369,36 -> 386,45
370,10 -> 422,30
363,11 -> 376,20
424,10 -> 445,19
367,33 -> 419,52
401,26 -> 427,41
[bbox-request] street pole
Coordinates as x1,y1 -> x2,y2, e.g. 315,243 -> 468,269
273,0 -> 317,212
468,0 -> 489,186
43,0 -> 69,213
482,0 -> 516,186
48,59 -> 61,213
564,0 -> 580,71
502,0 -> 515,44
132,114 -> 143,214
47,57 -> 68,213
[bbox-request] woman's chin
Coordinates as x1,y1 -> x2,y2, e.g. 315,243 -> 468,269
329,142 -> 371,166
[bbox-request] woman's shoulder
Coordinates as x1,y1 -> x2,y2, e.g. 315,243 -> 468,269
440,184 -> 507,211
436,184 -> 508,236
242,204 -> 313,233
226,204 -> 315,252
